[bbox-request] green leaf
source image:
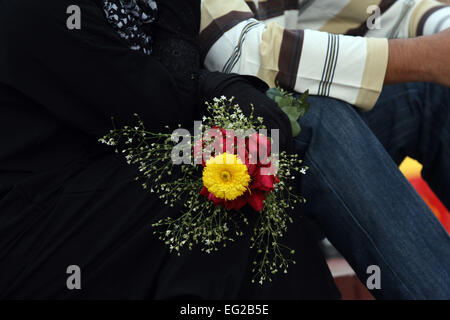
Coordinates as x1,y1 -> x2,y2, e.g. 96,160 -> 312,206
281,106 -> 301,120
267,87 -> 310,137
278,96 -> 293,108
298,90 -> 309,104
290,120 -> 301,137
273,95 -> 283,105
266,87 -> 284,100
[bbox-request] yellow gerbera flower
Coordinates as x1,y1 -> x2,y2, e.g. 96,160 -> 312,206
202,153 -> 251,201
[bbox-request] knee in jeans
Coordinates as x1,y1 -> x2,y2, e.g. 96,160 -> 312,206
299,96 -> 364,137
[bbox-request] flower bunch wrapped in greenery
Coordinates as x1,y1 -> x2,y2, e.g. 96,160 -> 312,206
100,92 -> 309,284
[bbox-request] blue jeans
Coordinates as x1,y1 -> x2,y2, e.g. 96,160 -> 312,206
295,82 -> 450,299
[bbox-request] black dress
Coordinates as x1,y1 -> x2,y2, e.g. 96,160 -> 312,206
0,0 -> 340,299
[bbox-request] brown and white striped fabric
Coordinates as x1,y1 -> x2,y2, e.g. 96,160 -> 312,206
200,0 -> 449,110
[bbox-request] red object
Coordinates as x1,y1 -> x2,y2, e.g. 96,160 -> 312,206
408,177 -> 450,233
199,128 -> 278,212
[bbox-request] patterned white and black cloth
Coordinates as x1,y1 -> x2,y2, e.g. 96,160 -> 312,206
103,0 -> 158,55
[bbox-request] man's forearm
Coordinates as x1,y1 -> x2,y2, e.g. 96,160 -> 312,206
385,37 -> 431,84
385,29 -> 450,86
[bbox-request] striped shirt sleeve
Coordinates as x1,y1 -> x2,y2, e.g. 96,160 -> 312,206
200,0 -> 389,111
407,0 -> 450,37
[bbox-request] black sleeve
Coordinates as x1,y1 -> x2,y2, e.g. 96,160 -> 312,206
199,72 -> 294,153
0,0 -> 194,136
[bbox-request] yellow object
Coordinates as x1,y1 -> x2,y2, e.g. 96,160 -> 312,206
202,153 -> 251,200
399,157 -> 422,178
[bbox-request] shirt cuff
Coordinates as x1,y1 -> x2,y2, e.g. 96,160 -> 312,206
291,29 -> 388,111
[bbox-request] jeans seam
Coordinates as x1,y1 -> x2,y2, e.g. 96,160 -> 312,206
305,153 -> 420,299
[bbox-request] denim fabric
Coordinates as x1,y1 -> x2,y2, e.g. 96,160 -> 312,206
294,82 -> 450,299
361,82 -> 449,209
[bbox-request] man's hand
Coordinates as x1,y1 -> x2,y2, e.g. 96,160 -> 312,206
385,28 -> 450,87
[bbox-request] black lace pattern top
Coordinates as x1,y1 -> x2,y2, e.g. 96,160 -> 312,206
102,0 -> 158,55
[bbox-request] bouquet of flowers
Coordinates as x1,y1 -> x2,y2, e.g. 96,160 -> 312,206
100,90 -> 309,284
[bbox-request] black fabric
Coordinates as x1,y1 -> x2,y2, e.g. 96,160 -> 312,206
0,0 -> 340,299
150,0 -> 202,122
